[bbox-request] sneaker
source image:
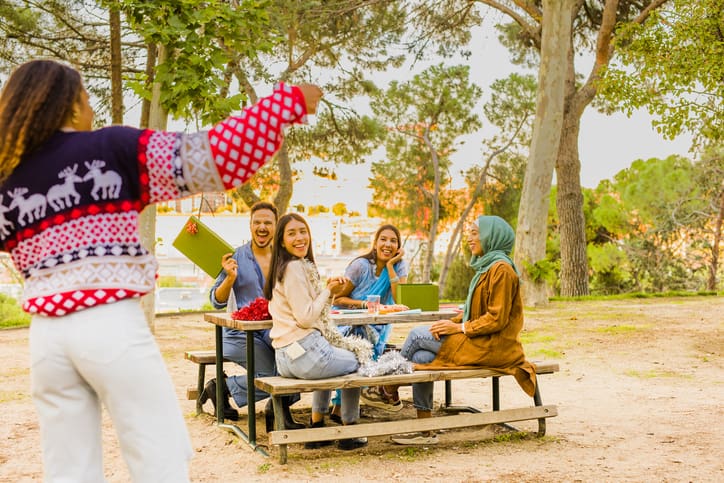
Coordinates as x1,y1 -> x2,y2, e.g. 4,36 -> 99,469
360,386 -> 403,412
390,432 -> 439,445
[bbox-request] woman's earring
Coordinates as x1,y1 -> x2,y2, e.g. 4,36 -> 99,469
71,110 -> 79,127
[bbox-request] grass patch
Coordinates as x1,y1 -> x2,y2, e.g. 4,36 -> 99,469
594,324 -> 649,335
528,348 -> 564,359
0,293 -> 31,329
1,367 -> 29,378
625,369 -> 693,379
0,390 -> 30,403
389,446 -> 422,461
257,463 -> 271,474
520,331 -> 555,344
492,431 -> 532,443
551,291 -> 719,302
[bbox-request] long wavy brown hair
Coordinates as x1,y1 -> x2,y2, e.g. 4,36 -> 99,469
0,60 -> 82,183
264,213 -> 316,300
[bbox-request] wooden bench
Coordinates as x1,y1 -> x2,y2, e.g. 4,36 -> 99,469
256,361 -> 559,463
184,350 -> 232,414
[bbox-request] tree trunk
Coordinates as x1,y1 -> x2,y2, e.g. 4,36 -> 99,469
139,44 -> 169,331
109,5 -> 123,124
422,132 -> 441,284
235,183 -> 261,210
514,0 -> 575,306
139,44 -> 157,129
556,108 -> 589,296
273,142 -> 293,215
708,188 -> 724,291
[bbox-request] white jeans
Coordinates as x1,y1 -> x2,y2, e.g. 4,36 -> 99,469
30,298 -> 192,483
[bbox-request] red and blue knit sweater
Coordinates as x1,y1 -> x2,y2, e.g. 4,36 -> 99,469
0,83 -> 306,317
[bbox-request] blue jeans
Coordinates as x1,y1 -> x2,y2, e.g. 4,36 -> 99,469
400,325 -> 443,411
223,329 -> 299,408
275,331 -> 361,424
331,323 -> 391,407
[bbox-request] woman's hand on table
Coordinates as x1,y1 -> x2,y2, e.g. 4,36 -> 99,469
429,319 -> 463,340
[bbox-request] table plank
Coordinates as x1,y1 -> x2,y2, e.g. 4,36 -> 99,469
255,362 -> 560,394
204,310 -> 459,330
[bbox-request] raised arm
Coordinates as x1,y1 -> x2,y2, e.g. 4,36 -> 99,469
141,83 -> 321,205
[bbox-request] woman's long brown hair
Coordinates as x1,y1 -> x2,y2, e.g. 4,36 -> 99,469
356,224 -> 402,264
264,213 -> 316,300
0,60 -> 82,183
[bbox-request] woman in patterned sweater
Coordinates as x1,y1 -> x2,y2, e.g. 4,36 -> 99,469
0,59 -> 321,482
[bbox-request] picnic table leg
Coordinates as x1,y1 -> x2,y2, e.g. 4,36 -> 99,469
272,395 -> 288,464
492,376 -> 500,411
245,329 -> 256,445
444,380 -> 452,407
215,325 -> 224,424
214,327 -> 267,456
196,360 -> 206,415
533,382 -> 546,437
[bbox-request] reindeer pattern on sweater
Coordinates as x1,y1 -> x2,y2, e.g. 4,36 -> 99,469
0,83 -> 307,316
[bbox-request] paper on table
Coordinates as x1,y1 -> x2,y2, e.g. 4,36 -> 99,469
388,308 -> 423,315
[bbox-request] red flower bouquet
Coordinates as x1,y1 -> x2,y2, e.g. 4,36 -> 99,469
231,297 -> 271,321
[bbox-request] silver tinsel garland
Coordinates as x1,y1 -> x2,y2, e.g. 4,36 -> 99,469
301,259 -> 373,364
358,350 -> 413,377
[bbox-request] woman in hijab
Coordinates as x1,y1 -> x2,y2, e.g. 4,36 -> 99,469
388,215 -> 537,445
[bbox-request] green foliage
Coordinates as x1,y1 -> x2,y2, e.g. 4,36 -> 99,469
522,258 -> 558,285
369,63 -> 482,234
227,1 -> 409,211
117,0 -> 275,123
0,293 -> 30,329
550,291 -> 719,302
287,112 -> 386,166
442,250 -> 474,300
600,0 -> 724,145
157,276 -> 190,288
587,243 -> 635,295
0,1 -> 146,123
587,154 -> 718,292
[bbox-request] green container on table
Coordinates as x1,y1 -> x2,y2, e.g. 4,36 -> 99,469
396,283 -> 439,311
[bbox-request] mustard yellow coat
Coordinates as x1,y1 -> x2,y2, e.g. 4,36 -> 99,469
416,261 -> 537,396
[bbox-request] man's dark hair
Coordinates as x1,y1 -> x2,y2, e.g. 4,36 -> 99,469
250,201 -> 278,221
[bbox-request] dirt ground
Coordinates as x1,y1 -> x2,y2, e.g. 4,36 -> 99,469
1,296 -> 722,482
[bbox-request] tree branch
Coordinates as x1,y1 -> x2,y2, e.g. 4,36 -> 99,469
477,0 -> 542,49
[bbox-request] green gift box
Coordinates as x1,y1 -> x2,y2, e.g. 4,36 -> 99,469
396,283 -> 439,311
172,216 -> 234,278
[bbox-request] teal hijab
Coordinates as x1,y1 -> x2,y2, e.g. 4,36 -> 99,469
462,215 -> 518,322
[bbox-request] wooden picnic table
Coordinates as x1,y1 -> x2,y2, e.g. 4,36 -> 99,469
203,309 -> 458,455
